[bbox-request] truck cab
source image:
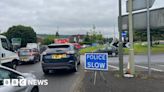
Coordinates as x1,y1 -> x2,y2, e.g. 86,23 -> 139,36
0,35 -> 19,69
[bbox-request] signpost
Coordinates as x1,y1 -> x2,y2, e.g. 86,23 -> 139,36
125,0 -> 155,76
118,0 -> 124,77
85,53 -> 108,85
122,31 -> 127,38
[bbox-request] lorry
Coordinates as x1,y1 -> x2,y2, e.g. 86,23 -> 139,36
0,35 -> 19,69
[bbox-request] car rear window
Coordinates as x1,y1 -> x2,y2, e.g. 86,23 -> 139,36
19,50 -> 31,55
48,45 -> 71,50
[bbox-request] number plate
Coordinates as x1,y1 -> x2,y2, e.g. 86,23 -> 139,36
52,54 -> 66,59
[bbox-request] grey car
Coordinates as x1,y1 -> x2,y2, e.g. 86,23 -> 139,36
0,65 -> 39,92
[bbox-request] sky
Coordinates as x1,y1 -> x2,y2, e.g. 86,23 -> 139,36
0,0 -> 163,38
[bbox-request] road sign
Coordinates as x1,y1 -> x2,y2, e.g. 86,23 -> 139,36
126,0 -> 155,12
122,7 -> 164,31
11,38 -> 21,46
122,31 -> 127,37
85,53 -> 108,71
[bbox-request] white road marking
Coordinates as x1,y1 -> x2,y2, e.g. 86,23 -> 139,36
158,65 -> 164,67
135,65 -> 164,72
108,65 -> 119,70
108,65 -> 127,71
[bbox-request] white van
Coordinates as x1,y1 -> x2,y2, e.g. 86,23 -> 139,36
0,35 -> 19,69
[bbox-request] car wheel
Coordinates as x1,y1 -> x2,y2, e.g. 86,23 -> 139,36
72,62 -> 78,72
31,86 -> 39,92
78,60 -> 80,65
12,61 -> 17,70
43,69 -> 49,75
18,61 -> 22,65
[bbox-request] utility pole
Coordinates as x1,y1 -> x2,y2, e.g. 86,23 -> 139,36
128,0 -> 135,75
0,30 -> 1,65
147,0 -> 151,76
118,0 -> 124,77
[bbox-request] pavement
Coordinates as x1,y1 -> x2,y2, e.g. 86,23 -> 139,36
76,71 -> 164,92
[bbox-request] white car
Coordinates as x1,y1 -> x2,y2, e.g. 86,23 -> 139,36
0,65 -> 39,92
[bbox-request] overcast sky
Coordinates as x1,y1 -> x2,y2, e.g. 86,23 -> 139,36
0,0 -> 163,37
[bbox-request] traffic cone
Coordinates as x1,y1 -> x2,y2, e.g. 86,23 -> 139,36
125,62 -> 131,74
124,62 -> 134,78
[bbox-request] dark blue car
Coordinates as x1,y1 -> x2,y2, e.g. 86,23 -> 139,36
41,44 -> 80,74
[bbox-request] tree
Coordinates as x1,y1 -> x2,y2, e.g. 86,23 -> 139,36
5,25 -> 37,47
43,35 -> 56,45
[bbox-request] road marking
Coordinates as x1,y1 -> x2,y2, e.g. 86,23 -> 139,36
158,65 -> 164,67
135,65 -> 164,72
108,65 -> 119,70
108,65 -> 126,71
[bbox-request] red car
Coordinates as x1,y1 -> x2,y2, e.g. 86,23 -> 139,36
71,43 -> 81,49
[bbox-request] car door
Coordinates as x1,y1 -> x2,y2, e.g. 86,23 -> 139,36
0,68 -> 27,92
1,38 -> 17,64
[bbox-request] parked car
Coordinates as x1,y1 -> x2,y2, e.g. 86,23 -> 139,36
18,48 -> 40,64
0,35 -> 19,69
0,65 -> 39,92
41,44 -> 80,74
71,43 -> 81,49
95,46 -> 118,57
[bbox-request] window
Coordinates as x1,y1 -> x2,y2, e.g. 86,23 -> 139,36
0,68 -> 21,85
1,38 -> 10,50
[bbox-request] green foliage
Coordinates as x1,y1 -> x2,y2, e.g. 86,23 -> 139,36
79,45 -> 104,54
43,35 -> 56,45
5,25 -> 37,47
83,31 -> 104,44
134,29 -> 164,42
124,43 -> 164,54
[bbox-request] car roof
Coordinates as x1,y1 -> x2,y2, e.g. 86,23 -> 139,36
0,35 -> 7,39
19,47 -> 31,50
48,43 -> 73,46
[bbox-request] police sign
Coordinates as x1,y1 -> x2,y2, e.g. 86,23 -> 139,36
85,53 -> 108,71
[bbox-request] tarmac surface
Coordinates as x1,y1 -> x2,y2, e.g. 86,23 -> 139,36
76,71 -> 164,92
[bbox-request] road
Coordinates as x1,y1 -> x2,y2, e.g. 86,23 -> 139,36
16,54 -> 164,92
16,56 -> 84,92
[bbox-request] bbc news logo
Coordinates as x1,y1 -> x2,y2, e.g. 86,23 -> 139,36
3,79 -> 48,86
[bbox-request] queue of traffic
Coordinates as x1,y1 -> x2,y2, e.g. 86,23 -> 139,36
0,35 -> 82,92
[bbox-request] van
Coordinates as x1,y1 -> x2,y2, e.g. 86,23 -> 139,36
0,35 -> 19,69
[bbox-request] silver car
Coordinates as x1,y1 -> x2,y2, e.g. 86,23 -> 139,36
0,65 -> 39,92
